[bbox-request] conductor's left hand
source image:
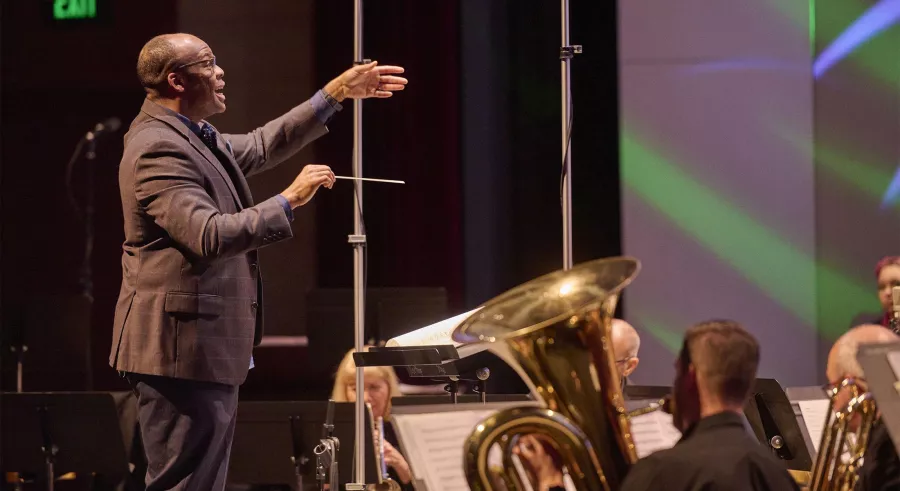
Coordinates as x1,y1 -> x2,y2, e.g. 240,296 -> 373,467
324,61 -> 407,101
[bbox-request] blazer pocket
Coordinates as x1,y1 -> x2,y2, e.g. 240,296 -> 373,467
164,292 -> 224,317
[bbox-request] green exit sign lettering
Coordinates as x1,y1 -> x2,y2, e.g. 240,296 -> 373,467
54,0 -> 96,20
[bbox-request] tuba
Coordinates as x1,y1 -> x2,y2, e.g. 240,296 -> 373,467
452,256 -> 643,490
807,378 -> 877,491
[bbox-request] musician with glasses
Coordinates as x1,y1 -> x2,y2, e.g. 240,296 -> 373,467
612,319 -> 641,390
619,320 -> 799,491
110,33 -> 407,491
825,324 -> 900,491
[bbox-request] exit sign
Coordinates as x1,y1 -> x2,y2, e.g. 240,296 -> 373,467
54,0 -> 96,20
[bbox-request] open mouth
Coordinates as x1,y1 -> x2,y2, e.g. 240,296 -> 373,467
215,86 -> 226,101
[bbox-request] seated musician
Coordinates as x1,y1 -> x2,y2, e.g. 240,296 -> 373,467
850,256 -> 900,330
825,324 -> 900,490
512,434 -> 568,491
612,319 -> 641,389
511,319 -> 640,491
331,347 -> 414,490
620,319 -> 799,491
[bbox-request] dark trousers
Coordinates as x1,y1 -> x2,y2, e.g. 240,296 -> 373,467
126,373 -> 239,491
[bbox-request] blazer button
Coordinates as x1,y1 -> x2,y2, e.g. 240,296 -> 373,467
251,301 -> 259,310
250,263 -> 258,272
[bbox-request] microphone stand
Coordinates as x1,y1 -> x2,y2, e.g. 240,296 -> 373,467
83,136 -> 97,389
316,400 -> 340,491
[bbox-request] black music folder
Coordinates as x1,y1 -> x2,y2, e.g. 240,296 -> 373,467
857,341 -> 900,455
1,392 -> 129,489
227,401 -> 378,491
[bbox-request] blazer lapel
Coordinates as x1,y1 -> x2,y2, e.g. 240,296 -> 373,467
140,99 -> 244,210
208,130 -> 255,207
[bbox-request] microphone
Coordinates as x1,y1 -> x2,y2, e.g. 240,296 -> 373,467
86,117 -> 122,139
891,287 -> 900,335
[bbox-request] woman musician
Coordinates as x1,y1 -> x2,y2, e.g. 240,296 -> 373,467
331,347 -> 414,490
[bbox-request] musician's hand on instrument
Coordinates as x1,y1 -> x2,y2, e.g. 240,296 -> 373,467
281,164 -> 335,209
383,440 -> 412,484
324,61 -> 407,101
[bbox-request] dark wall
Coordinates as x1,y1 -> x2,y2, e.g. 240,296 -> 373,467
1,1 -> 620,396
1,1 -> 178,391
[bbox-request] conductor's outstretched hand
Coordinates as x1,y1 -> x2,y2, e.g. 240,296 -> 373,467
281,164 -> 335,209
324,61 -> 407,101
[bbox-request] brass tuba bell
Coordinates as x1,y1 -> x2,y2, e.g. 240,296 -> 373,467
452,256 -> 643,490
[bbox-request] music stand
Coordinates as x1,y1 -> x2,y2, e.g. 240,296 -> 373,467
227,401 -> 379,491
743,378 -> 813,472
1,392 -> 129,491
857,341 -> 900,455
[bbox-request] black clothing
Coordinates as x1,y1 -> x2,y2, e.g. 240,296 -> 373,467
126,373 -> 239,491
856,419 -> 900,491
620,411 -> 800,491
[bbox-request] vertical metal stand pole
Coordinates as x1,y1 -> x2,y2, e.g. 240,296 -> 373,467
350,0 -> 367,486
560,0 -> 578,271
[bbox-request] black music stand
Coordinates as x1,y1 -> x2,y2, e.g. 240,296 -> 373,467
743,378 -> 813,472
1,392 -> 129,491
227,401 -> 379,491
857,341 -> 900,455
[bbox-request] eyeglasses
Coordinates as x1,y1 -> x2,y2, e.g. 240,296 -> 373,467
615,357 -> 633,365
174,57 -> 217,72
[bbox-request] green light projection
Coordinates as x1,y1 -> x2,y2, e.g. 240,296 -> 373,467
621,127 -> 877,347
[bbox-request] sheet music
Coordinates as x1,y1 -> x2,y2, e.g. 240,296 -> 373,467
629,410 -> 682,458
386,308 -> 482,349
392,409 -> 495,491
798,399 -> 830,452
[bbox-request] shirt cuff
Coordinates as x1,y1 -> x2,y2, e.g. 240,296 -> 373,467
275,194 -> 294,222
311,89 -> 342,125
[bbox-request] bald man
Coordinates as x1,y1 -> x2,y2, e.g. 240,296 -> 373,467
825,324 -> 900,491
110,33 -> 406,490
612,319 -> 640,388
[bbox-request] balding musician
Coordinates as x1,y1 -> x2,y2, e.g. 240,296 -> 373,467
611,318 -> 640,388
825,324 -> 900,491
110,33 -> 407,490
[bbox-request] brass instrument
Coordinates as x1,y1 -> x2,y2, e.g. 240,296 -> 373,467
452,256 -> 643,491
807,378 -> 878,491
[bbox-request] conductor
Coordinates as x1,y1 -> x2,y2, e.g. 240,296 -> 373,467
109,33 -> 407,491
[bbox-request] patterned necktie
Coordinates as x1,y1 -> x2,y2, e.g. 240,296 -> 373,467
199,124 -> 217,151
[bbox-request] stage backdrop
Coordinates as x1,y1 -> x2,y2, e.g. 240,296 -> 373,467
619,0 -> 900,386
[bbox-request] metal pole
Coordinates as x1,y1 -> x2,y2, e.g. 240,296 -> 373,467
560,0 -> 574,270
352,0 -> 367,486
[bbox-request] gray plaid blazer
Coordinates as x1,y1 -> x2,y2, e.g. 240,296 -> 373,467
110,97 -> 327,385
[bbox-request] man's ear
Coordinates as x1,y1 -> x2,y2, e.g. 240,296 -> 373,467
624,357 -> 639,377
167,72 -> 186,93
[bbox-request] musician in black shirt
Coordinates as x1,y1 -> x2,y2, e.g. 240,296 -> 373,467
825,324 -> 900,491
620,319 -> 799,491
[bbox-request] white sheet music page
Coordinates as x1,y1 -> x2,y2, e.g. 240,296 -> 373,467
629,410 -> 682,458
392,409 -> 495,491
798,399 -> 830,452
385,308 -> 482,349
